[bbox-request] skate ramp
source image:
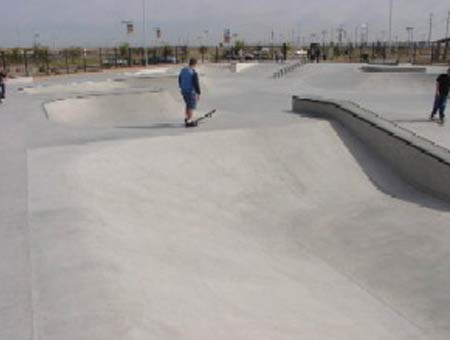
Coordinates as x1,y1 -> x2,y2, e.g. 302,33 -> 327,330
295,63 -> 435,94
44,91 -> 183,128
28,122 -> 450,340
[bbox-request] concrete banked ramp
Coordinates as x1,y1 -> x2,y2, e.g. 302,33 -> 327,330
28,122 -> 450,340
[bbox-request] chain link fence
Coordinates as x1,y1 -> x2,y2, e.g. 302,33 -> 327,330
1,42 -> 448,77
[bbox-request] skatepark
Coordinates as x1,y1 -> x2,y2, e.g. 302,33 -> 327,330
1,61 -> 450,340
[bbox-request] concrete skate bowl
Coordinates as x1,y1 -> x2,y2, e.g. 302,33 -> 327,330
44,90 -> 184,128
28,122 -> 450,340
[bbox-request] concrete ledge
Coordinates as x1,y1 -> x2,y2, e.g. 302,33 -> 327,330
361,65 -> 426,73
292,96 -> 450,202
368,59 -> 399,66
230,62 -> 258,73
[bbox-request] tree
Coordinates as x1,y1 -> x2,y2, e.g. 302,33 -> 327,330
119,43 -> 130,58
10,48 -> 23,64
66,48 -> 81,63
234,40 -> 245,51
163,45 -> 173,59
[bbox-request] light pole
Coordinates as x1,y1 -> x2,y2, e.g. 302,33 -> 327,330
321,30 -> 327,49
361,24 -> 368,45
355,25 -> 360,46
33,33 -> 40,48
121,20 -> 133,44
446,10 -> 450,39
428,13 -> 433,46
142,0 -> 148,66
406,26 -> 414,61
388,0 -> 393,46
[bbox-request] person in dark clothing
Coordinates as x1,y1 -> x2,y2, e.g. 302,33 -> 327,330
178,58 -> 201,127
0,71 -> 7,103
430,67 -> 450,124
315,49 -> 321,63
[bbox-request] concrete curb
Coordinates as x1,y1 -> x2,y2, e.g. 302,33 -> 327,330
292,96 -> 450,202
361,66 -> 426,73
273,62 -> 303,78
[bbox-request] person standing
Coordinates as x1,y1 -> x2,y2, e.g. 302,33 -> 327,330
178,58 -> 201,127
430,67 -> 450,124
0,70 -> 7,103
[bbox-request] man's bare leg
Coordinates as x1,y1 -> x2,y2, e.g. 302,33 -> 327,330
186,109 -> 194,121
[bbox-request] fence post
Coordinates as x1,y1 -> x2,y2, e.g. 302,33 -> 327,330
64,50 -> 69,74
24,50 -> 29,76
128,48 -> 132,67
45,49 -> 50,74
114,48 -> 118,67
1,51 -> 6,71
83,49 -> 87,72
98,48 -> 103,69
413,43 -> 417,65
444,40 -> 449,64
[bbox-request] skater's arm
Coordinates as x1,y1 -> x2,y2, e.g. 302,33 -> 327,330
436,75 -> 444,96
193,72 -> 201,95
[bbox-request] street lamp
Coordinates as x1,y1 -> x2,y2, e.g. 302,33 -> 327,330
354,24 -> 367,46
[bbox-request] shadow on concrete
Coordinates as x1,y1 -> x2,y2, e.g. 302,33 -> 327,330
285,109 -> 450,211
116,123 -> 184,130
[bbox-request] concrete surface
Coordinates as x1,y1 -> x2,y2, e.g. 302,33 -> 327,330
1,62 -> 450,340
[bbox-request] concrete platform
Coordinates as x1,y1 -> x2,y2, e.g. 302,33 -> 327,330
1,62 -> 450,340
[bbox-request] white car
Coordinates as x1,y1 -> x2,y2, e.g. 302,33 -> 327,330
295,49 -> 308,56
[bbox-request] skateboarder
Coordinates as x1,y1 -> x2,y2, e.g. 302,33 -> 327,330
179,58 -> 201,127
430,67 -> 450,124
0,70 -> 7,103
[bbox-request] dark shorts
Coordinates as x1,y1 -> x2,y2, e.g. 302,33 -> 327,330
182,91 -> 197,110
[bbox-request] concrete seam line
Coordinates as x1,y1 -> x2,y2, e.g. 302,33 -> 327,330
293,241 -> 435,340
26,151 -> 36,340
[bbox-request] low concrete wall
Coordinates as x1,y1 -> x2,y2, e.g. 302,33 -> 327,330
368,59 -> 399,66
292,96 -> 450,202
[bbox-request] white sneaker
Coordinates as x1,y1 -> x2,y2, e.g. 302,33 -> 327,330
0,99 -> 4,103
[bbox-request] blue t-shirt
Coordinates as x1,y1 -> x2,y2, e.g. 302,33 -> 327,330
178,67 -> 201,94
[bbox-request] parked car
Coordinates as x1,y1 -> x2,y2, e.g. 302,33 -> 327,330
244,53 -> 255,60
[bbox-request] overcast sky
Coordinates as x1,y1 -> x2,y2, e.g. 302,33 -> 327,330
0,0 -> 449,47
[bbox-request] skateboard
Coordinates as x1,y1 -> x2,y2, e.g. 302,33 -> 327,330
185,109 -> 217,127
